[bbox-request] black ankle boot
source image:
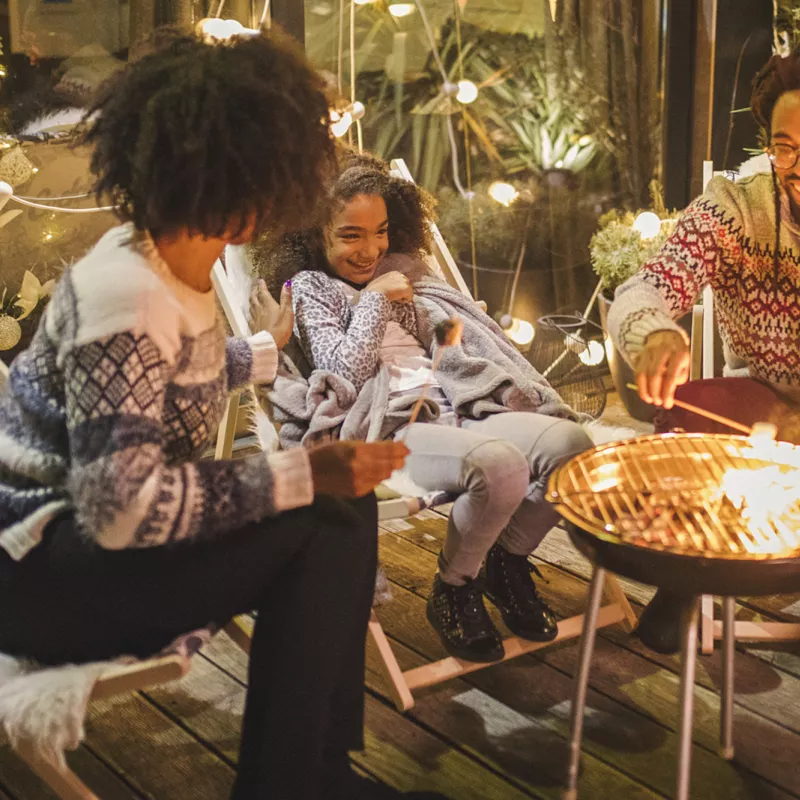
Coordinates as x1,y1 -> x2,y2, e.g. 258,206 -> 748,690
635,589 -> 696,655
426,574 -> 504,662
484,544 -> 558,642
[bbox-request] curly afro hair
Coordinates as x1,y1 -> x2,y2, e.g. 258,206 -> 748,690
751,47 -> 800,135
250,147 -> 437,294
80,29 -> 336,239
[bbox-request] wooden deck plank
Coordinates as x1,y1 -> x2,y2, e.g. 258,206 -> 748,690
0,743 -> 145,800
161,636 -> 536,799
84,691 -> 235,799
365,625 -> 665,799
377,531 -> 799,799
393,516 -> 800,740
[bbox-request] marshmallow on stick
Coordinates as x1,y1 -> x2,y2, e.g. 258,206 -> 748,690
402,317 -> 463,438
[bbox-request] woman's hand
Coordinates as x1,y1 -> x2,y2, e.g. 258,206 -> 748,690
250,279 -> 293,350
636,330 -> 691,409
309,441 -> 409,498
365,271 -> 413,303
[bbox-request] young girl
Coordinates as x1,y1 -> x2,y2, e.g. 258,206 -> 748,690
253,152 -> 593,664
0,34 -> 422,800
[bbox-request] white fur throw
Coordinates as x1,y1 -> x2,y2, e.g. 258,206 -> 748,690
0,654 -> 107,769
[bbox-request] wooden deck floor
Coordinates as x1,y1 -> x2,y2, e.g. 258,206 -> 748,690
3,404 -> 800,799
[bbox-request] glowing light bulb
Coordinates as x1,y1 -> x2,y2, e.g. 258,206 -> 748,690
488,181 -> 518,207
354,0 -> 376,4
578,134 -> 592,147
329,101 -> 365,138
507,318 -> 535,347
331,111 -> 353,138
455,79 -> 478,104
388,3 -> 415,17
632,211 -> 662,240
0,182 -> 12,213
198,17 -> 253,41
578,340 -> 605,366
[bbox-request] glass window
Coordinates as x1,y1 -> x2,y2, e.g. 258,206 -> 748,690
305,0 -> 666,327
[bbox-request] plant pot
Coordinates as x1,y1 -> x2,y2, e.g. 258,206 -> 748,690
597,293 -> 693,423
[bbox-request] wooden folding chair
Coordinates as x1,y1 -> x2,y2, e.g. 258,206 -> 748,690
694,161 -> 800,653
211,158 -> 637,712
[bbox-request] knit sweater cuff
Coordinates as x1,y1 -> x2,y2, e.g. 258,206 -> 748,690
267,448 -> 314,511
607,284 -> 690,368
247,331 -> 279,385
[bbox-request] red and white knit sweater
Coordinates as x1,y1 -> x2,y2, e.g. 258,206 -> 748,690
608,173 -> 800,394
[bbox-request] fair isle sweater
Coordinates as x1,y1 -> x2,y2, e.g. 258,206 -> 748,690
608,173 -> 800,393
0,224 -> 313,561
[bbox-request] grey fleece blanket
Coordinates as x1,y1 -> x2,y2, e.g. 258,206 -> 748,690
267,255 -> 577,448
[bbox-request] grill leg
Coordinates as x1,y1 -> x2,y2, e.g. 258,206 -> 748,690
720,596 -> 736,760
563,566 -> 606,800
676,598 -> 700,800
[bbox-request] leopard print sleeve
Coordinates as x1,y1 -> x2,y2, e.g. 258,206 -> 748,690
292,270 -> 391,392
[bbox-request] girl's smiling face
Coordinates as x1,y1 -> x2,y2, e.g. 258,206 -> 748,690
324,194 -> 389,285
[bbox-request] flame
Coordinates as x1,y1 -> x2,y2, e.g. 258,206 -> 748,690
718,430 -> 800,554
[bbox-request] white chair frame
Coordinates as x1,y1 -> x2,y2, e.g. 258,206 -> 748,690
212,158 -> 637,711
696,161 -> 800,654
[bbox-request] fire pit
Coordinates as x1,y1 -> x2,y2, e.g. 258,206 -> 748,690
548,431 -> 800,800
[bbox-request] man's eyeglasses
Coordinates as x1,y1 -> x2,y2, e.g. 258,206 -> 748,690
766,143 -> 800,170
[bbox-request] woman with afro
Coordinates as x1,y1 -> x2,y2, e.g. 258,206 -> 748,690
250,151 -> 593,665
607,48 -> 800,654
0,30 -> 435,800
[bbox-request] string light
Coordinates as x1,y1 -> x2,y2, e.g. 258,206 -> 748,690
455,79 -> 478,104
489,181 -> 518,206
504,317 -> 535,348
0,181 -> 113,214
578,340 -> 605,366
632,211 -> 661,240
388,3 -> 415,16
197,18 -> 259,41
330,101 -> 365,138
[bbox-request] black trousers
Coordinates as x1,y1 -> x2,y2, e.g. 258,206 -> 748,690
0,494 -> 378,800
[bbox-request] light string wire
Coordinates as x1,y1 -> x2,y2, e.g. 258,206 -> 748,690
350,0 -> 363,151
5,194 -> 114,213
258,0 -> 271,27
453,0 -> 478,297
412,0 -> 472,202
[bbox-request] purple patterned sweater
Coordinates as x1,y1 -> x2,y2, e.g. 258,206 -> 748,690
0,225 -> 313,560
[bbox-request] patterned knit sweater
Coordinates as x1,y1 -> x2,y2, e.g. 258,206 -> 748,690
608,173 -> 800,392
0,225 -> 313,560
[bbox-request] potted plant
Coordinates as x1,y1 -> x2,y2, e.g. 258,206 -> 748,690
590,201 -> 691,421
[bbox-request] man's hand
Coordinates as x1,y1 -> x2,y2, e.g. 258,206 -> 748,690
309,441 -> 410,498
365,271 -> 413,303
250,279 -> 293,350
636,330 -> 691,409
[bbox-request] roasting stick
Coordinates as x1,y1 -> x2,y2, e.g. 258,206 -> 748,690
625,383 -> 752,435
401,318 -> 463,441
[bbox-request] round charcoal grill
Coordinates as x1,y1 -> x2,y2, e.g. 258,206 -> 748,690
549,432 -> 800,597
548,432 -> 800,800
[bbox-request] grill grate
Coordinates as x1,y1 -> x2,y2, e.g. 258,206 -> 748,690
548,433 -> 800,559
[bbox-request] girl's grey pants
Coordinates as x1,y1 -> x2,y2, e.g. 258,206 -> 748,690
403,412 -> 593,585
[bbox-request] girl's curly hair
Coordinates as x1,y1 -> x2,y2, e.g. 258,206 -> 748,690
79,30 -> 336,239
751,47 -> 800,135
251,147 -> 437,293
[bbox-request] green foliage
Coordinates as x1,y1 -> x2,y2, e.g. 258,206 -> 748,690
590,211 -> 678,294
358,18 -> 605,193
